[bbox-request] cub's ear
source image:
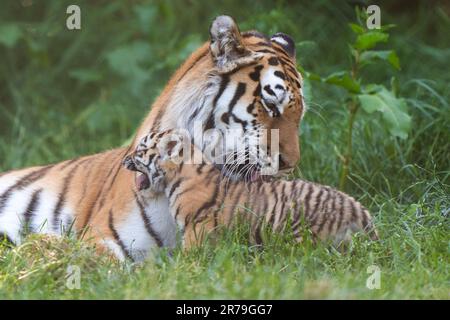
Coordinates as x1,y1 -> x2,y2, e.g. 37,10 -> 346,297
122,154 -> 137,171
209,15 -> 262,73
270,32 -> 296,59
157,132 -> 184,164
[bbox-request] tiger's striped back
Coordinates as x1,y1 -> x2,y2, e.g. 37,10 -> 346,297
0,149 -> 128,245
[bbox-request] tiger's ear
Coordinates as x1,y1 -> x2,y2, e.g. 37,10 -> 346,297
270,32 -> 296,59
209,15 -> 262,73
122,154 -> 137,171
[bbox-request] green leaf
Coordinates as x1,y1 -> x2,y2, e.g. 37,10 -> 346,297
360,50 -> 401,70
391,77 -> 399,96
323,71 -> 361,93
358,87 -> 411,139
307,72 -> 322,81
349,23 -> 365,35
363,84 -> 383,94
296,65 -> 321,82
106,41 -> 153,97
387,52 -> 400,70
133,5 -> 157,34
106,41 -> 152,77
69,69 -> 102,84
0,24 -> 22,48
380,24 -> 396,32
354,31 -> 388,51
302,77 -> 313,103
296,40 -> 317,51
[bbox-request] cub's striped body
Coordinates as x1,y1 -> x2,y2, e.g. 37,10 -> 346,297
0,16 -> 306,260
123,131 -> 379,249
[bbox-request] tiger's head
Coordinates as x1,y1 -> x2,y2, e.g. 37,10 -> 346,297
139,15 -> 305,182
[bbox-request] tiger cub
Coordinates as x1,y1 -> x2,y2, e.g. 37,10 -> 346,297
122,131 -> 379,249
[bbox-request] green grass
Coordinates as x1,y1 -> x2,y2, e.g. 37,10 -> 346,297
0,1 -> 449,299
0,192 -> 448,299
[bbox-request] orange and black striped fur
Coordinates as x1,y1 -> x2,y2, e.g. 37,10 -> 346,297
0,16 -> 306,261
123,131 -> 379,249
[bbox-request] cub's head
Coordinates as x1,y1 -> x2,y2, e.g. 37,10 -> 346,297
123,130 -> 185,193
149,15 -> 306,182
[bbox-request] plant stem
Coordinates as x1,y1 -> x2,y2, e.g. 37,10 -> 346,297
339,100 -> 359,190
339,48 -> 360,191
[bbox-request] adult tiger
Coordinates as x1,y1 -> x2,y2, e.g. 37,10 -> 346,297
0,16 -> 306,261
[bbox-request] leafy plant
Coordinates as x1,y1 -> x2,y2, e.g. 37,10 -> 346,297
305,8 -> 412,190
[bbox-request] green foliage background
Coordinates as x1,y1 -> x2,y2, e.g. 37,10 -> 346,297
0,0 -> 448,299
